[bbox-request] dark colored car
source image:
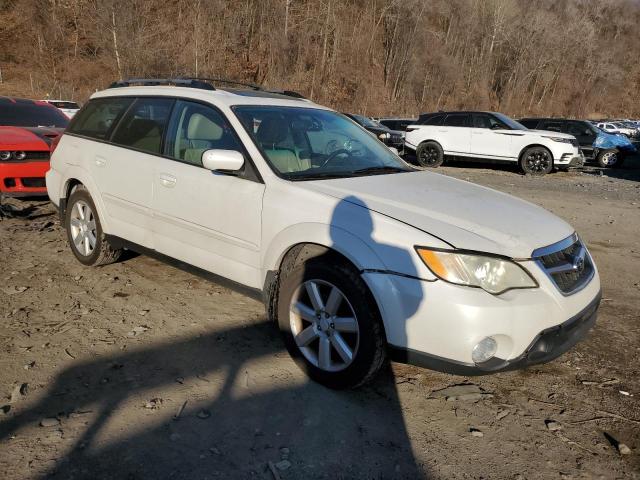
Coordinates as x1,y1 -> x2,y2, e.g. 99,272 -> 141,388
519,117 -> 636,168
343,113 -> 405,150
378,117 -> 418,132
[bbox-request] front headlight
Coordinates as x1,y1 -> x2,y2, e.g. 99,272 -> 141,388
415,247 -> 537,295
543,136 -> 572,144
0,151 -> 11,161
378,132 -> 390,140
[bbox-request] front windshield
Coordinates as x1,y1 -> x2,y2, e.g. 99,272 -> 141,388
353,114 -> 380,128
233,106 -> 411,180
493,113 -> 527,130
0,103 -> 69,128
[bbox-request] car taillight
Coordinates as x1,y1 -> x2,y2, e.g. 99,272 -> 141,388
50,134 -> 62,155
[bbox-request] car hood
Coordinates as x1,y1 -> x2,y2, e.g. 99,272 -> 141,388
0,126 -> 63,150
303,171 -> 574,258
525,129 -> 575,139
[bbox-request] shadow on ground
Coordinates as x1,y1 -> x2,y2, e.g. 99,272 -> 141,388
0,320 -> 428,479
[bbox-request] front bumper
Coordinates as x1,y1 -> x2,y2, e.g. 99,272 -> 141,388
388,291 -> 600,375
363,259 -> 601,374
0,161 -> 50,197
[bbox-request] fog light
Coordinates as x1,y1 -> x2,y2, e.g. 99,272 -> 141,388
472,337 -> 498,363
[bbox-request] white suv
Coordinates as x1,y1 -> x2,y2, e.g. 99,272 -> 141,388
405,111 -> 583,175
46,79 -> 601,388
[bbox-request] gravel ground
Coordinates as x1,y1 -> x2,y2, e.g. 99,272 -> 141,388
0,159 -> 639,479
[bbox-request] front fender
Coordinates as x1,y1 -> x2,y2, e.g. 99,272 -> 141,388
261,222 -> 387,280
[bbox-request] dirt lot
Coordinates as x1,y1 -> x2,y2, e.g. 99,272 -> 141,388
1,160 -> 639,480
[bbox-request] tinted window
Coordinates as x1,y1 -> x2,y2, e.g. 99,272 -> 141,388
69,97 -> 132,139
111,98 -> 174,155
165,100 -> 243,166
49,101 -> 80,109
539,121 -> 563,132
0,101 -> 69,128
420,114 -> 444,125
442,113 -> 470,127
566,121 -> 593,136
518,119 -> 539,129
473,114 -> 509,129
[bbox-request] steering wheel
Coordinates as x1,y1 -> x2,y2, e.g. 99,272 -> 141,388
319,148 -> 352,169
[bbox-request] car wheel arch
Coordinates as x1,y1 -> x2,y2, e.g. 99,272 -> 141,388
59,170 -> 111,234
518,144 -> 554,164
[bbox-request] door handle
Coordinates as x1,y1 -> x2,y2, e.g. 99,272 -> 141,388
95,156 -> 107,167
159,174 -> 177,188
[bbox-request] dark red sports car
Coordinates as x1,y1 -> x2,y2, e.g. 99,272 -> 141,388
0,97 -> 69,197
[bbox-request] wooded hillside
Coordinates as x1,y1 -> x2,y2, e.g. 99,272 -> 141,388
1,0 -> 639,117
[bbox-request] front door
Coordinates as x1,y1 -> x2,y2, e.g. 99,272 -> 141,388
469,113 -> 514,159
152,100 -> 265,289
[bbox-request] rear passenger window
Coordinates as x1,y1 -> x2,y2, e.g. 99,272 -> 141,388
420,114 -> 444,125
68,97 -> 132,140
165,100 -> 243,166
111,98 -> 174,155
442,114 -> 470,127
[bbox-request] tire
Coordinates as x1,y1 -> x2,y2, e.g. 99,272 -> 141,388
520,146 -> 553,176
277,254 -> 386,389
416,141 -> 444,168
65,185 -> 122,266
596,149 -> 620,168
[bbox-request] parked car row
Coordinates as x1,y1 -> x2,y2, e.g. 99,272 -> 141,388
0,81 -> 606,389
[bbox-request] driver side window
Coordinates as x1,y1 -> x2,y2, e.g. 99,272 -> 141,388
165,100 -> 242,166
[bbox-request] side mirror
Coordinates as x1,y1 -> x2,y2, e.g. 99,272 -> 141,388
490,124 -> 503,130
388,146 -> 399,155
202,149 -> 245,172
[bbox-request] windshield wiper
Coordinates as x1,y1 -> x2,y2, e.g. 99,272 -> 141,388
351,166 -> 408,176
284,172 -> 352,181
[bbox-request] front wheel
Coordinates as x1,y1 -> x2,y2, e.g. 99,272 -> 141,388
520,147 -> 553,176
596,149 -> 621,168
416,141 -> 444,168
277,256 -> 386,389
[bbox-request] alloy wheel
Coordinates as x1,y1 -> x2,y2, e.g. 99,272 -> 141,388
525,150 -> 551,174
289,279 -> 360,372
69,200 -> 97,257
419,146 -> 439,166
601,151 -> 617,166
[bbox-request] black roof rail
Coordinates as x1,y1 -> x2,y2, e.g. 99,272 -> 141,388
181,77 -> 262,91
108,77 -> 307,99
108,78 -> 215,90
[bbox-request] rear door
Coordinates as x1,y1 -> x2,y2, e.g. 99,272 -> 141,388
95,96 -> 174,247
439,113 -> 471,154
469,113 -> 514,159
152,100 -> 265,288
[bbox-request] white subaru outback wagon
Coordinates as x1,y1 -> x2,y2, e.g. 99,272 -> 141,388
46,78 -> 601,388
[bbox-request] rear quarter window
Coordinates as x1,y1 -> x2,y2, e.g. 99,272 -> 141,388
68,97 -> 133,140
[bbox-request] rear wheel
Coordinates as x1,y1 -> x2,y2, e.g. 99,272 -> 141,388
416,141 -> 444,168
520,147 -> 553,176
277,255 -> 386,389
65,186 -> 122,266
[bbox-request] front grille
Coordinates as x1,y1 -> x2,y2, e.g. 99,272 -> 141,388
534,235 -> 594,295
21,177 -> 46,187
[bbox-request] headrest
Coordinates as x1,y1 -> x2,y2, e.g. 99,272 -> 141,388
256,115 -> 287,144
188,113 -> 223,140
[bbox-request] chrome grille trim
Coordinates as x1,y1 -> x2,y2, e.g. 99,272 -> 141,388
532,233 -> 595,296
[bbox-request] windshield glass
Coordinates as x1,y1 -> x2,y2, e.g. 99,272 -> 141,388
493,113 -> 527,130
0,103 -> 69,128
352,114 -> 380,128
233,106 -> 411,180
